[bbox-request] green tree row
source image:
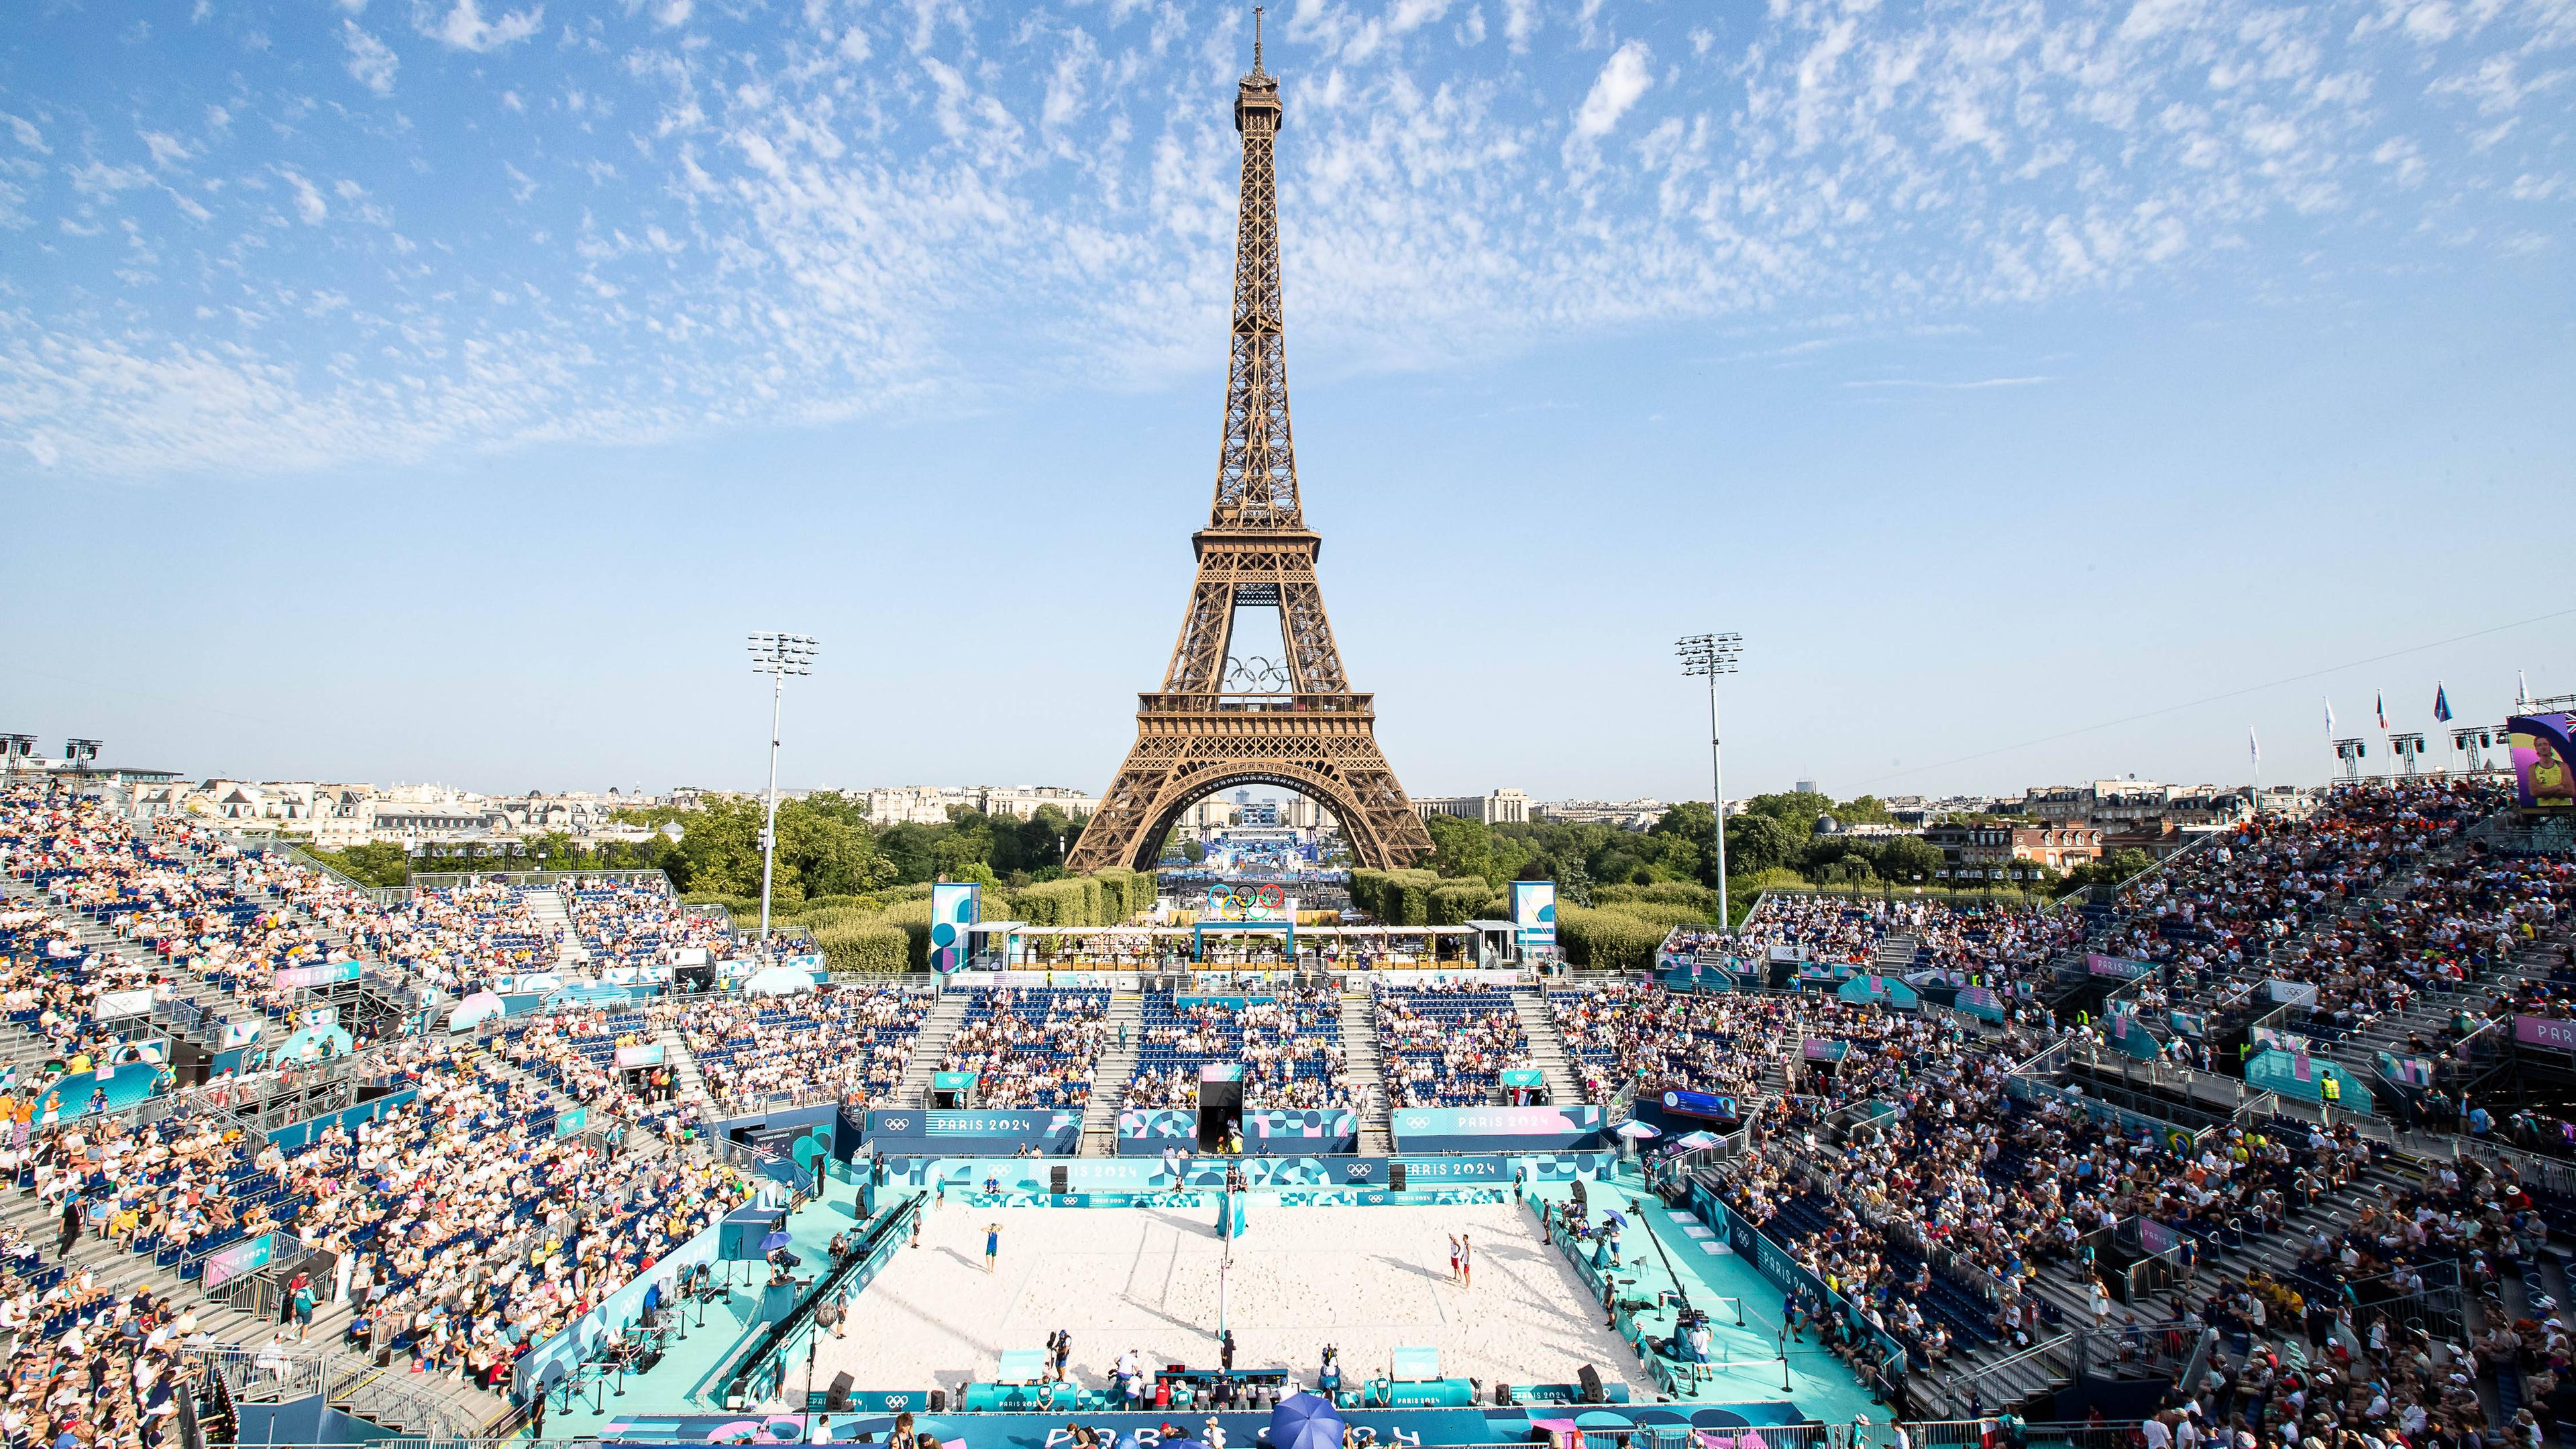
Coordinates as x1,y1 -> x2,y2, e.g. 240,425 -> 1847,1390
307,792 -> 1095,906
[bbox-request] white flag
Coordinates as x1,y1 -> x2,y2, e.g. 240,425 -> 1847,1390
2249,727 -> 2260,763
2324,695 -> 2336,737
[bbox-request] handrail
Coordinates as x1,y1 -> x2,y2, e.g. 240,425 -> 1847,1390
1945,1328 -> 2075,1392
410,868 -> 675,891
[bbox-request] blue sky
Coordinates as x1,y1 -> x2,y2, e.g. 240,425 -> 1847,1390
0,0 -> 2569,802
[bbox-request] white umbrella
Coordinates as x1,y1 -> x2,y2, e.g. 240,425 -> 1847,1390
1615,1120 -> 1662,1139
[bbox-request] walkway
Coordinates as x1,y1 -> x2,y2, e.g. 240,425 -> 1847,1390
1522,1171 -> 1882,1424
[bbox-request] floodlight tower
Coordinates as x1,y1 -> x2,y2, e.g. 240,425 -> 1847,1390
747,633 -> 819,949
65,739 -> 101,768
2332,738 -> 2367,782
1676,633 -> 1745,936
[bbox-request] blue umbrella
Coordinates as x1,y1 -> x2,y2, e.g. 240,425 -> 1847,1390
760,1230 -> 792,1252
1601,1210 -> 1627,1228
1272,1391 -> 1344,1449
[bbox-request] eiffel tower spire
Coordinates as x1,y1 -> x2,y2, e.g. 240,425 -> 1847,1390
1214,7 -> 1295,531
1065,28 -> 1433,876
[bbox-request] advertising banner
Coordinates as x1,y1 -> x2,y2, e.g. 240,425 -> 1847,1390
877,1152 -> 1609,1201
1835,973 -> 1919,1010
553,1106 -> 588,1138
2249,1024 -> 2311,1054
1801,1038 -> 1851,1062
272,960 -> 362,990
2245,1046 -> 2375,1114
613,1043 -> 664,1069
2377,1053 -> 2436,1087
2086,953 -> 2150,980
863,1108 -> 1082,1157
1115,1108 -> 1360,1155
1388,1104 -> 1603,1152
578,1400 -> 1820,1449
1954,985 -> 2006,1023
1658,1088 -> 1739,1122
199,1234 -> 276,1291
93,988 -> 156,1022
2516,1014 -> 2576,1052
2508,713 -> 2576,809
1245,1108 -> 1357,1151
1173,996 -> 1276,1012
1115,1108 -> 1194,1155
1500,1067 -> 1545,1087
2267,979 -> 2321,1007
1510,880 -> 1558,953
928,882 -> 981,973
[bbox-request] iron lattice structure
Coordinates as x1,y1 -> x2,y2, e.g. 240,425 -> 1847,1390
1067,34 -> 1434,875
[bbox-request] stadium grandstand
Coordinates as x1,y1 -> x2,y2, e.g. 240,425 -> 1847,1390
0,766 -> 2571,1449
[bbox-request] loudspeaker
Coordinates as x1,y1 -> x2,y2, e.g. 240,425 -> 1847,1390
1494,1383 -> 1513,1406
826,1373 -> 854,1412
1051,1165 -> 1069,1195
1389,1163 -> 1407,1193
1577,1366 -> 1603,1404
928,1389 -> 947,1412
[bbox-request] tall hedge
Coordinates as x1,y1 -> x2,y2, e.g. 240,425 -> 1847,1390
1587,899 -> 1713,931
1428,883 -> 1490,926
1094,867 -> 1147,922
1593,881 -> 1721,915
813,922 -> 910,974
1557,904 -> 1668,971
873,898 -> 935,969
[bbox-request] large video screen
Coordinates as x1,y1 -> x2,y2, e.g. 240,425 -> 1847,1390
2508,713 -> 2576,810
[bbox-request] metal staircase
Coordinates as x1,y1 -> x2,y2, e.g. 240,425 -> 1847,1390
1339,988 -> 1393,1153
519,886 -> 586,968
888,989 -> 973,1107
1079,990 -> 1145,1156
1509,983 -> 1582,1105
660,1018 -> 712,1107
1872,932 -> 1918,974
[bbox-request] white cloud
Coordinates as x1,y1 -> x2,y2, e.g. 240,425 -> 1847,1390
650,0 -> 692,28
342,21 -> 400,95
140,131 -> 197,168
278,168 -> 329,223
1572,39 -> 1652,138
416,0 -> 542,52
1,113 -> 48,154
5,1 -> 2573,480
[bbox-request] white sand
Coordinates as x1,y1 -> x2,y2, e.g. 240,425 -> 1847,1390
801,1199 -> 1658,1402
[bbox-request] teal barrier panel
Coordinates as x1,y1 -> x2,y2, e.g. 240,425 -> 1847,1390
2244,1047 -> 2375,1115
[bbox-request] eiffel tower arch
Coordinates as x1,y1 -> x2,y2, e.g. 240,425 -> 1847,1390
1066,21 -> 1434,876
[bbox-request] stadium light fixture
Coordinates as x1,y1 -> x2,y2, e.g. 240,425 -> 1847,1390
64,739 -> 101,771
1,735 -> 36,773
1676,633 -> 1744,938
2389,732 -> 2427,777
747,633 -> 820,949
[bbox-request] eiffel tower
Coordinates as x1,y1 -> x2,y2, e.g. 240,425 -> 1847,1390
1066,19 -> 1434,875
